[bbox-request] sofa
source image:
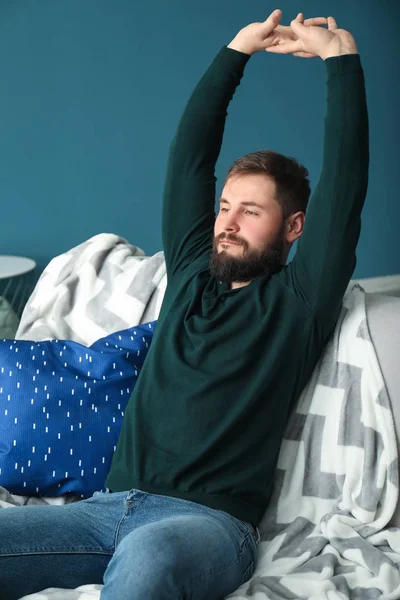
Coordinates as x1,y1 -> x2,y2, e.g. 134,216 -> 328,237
0,234 -> 399,600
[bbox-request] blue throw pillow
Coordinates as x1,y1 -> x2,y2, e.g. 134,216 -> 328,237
0,322 -> 156,497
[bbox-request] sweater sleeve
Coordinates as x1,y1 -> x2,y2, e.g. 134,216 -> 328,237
162,46 -> 250,276
286,54 -> 369,329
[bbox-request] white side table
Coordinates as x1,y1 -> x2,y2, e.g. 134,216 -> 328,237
0,255 -> 36,338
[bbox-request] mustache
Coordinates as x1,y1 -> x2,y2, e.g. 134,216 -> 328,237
217,233 -> 247,247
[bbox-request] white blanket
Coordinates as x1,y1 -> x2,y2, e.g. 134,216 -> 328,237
16,233 -> 167,345
2,234 -> 399,599
228,285 -> 400,600
18,586 -> 102,600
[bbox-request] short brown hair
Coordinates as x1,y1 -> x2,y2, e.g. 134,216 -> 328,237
226,150 -> 311,219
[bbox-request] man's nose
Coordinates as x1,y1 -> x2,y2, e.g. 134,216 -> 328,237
223,213 -> 239,232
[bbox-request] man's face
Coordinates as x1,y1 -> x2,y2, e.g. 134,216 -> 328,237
210,173 -> 286,284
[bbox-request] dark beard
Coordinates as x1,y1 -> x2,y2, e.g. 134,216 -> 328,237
209,229 -> 285,284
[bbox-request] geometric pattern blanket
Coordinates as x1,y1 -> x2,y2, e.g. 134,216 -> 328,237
2,234 -> 399,599
15,233 -> 167,346
228,285 -> 400,600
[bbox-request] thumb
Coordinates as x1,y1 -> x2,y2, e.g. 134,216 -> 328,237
262,8 -> 282,28
290,17 -> 306,36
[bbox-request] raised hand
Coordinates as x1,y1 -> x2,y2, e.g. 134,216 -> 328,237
227,9 -> 328,57
266,13 -> 358,60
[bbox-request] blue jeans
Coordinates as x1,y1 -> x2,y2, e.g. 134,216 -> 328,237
0,489 -> 260,600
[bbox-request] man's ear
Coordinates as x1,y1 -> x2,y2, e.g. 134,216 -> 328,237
285,211 -> 305,244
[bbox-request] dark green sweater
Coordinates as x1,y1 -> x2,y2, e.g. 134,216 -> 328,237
106,47 -> 369,527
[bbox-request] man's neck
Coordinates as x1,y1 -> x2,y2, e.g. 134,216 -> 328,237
231,281 -> 251,290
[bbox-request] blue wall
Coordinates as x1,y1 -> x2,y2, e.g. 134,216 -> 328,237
0,0 -> 398,280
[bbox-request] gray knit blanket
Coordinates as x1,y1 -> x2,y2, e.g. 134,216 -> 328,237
0,234 -> 398,600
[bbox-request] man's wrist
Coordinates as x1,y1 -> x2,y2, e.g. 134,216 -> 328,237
227,39 -> 253,56
322,49 -> 359,60
320,38 -> 358,61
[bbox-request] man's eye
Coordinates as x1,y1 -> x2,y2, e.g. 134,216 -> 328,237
220,208 -> 229,212
245,210 -> 257,216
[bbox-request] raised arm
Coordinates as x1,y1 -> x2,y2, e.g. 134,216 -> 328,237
161,45 -> 249,277
269,16 -> 369,329
161,10 -> 327,277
